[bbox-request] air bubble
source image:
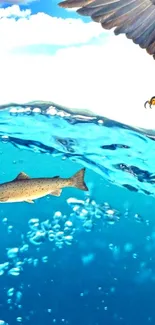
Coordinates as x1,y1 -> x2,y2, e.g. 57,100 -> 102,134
16,317 -> 22,323
2,217 -> 7,224
64,235 -> 73,245
52,224 -> 61,232
7,248 -> 19,259
7,225 -> 13,233
33,259 -> 39,267
28,218 -> 39,231
29,231 -> 46,246
53,211 -> 62,220
134,213 -> 143,223
83,220 -> 93,232
8,267 -> 21,276
133,253 -> 138,259
42,256 -> 48,263
67,197 -> 84,206
7,299 -> 12,305
27,258 -> 33,264
20,244 -> 29,253
16,291 -> 22,303
48,230 -> 55,242
64,220 -> 73,227
41,220 -> 51,232
0,321 -> 7,325
55,231 -> 64,244
0,262 -> 9,276
109,243 -> 114,250
7,288 -> 14,297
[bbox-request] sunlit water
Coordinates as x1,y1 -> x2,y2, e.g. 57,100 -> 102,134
1,102 -> 155,325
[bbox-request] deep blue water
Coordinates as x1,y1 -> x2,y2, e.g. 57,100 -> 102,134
0,102 -> 155,325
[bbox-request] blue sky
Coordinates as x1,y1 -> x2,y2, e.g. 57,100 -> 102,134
30,0 -> 85,19
0,0 -> 155,129
2,0 -> 90,20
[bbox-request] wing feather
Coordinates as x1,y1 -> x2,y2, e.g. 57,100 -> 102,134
58,0 -> 155,58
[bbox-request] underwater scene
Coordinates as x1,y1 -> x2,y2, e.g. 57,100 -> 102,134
0,102 -> 155,325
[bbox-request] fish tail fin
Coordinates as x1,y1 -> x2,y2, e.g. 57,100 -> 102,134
71,168 -> 88,192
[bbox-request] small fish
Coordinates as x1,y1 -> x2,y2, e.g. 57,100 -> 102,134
0,168 -> 88,204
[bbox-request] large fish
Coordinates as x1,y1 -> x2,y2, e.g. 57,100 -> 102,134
0,168 -> 88,203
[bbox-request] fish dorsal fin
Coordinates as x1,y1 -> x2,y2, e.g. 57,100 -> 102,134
52,176 -> 59,179
15,172 -> 30,181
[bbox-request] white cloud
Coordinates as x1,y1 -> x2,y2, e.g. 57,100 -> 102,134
0,5 -> 103,52
0,4 -> 30,17
0,5 -> 155,130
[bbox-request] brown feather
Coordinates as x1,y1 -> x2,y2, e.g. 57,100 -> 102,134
58,0 -> 155,58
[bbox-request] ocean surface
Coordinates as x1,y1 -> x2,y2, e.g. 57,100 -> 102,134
0,101 -> 155,325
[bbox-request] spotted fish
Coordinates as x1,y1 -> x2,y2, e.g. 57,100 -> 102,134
0,168 -> 88,203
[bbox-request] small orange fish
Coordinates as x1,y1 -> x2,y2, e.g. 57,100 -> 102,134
0,168 -> 88,203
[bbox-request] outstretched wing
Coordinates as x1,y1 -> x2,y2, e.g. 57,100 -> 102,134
58,0 -> 155,58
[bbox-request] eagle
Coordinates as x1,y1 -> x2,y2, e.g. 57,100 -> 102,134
58,0 -> 155,59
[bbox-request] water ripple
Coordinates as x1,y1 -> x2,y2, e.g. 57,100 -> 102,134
0,101 -> 155,196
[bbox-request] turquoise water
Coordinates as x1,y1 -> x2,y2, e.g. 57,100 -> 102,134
0,102 -> 155,324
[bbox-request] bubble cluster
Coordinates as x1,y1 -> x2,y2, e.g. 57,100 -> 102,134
0,195 -> 145,284
6,286 -> 23,309
0,192 -> 149,325
0,196 -> 122,287
67,196 -> 121,229
27,212 -> 75,249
